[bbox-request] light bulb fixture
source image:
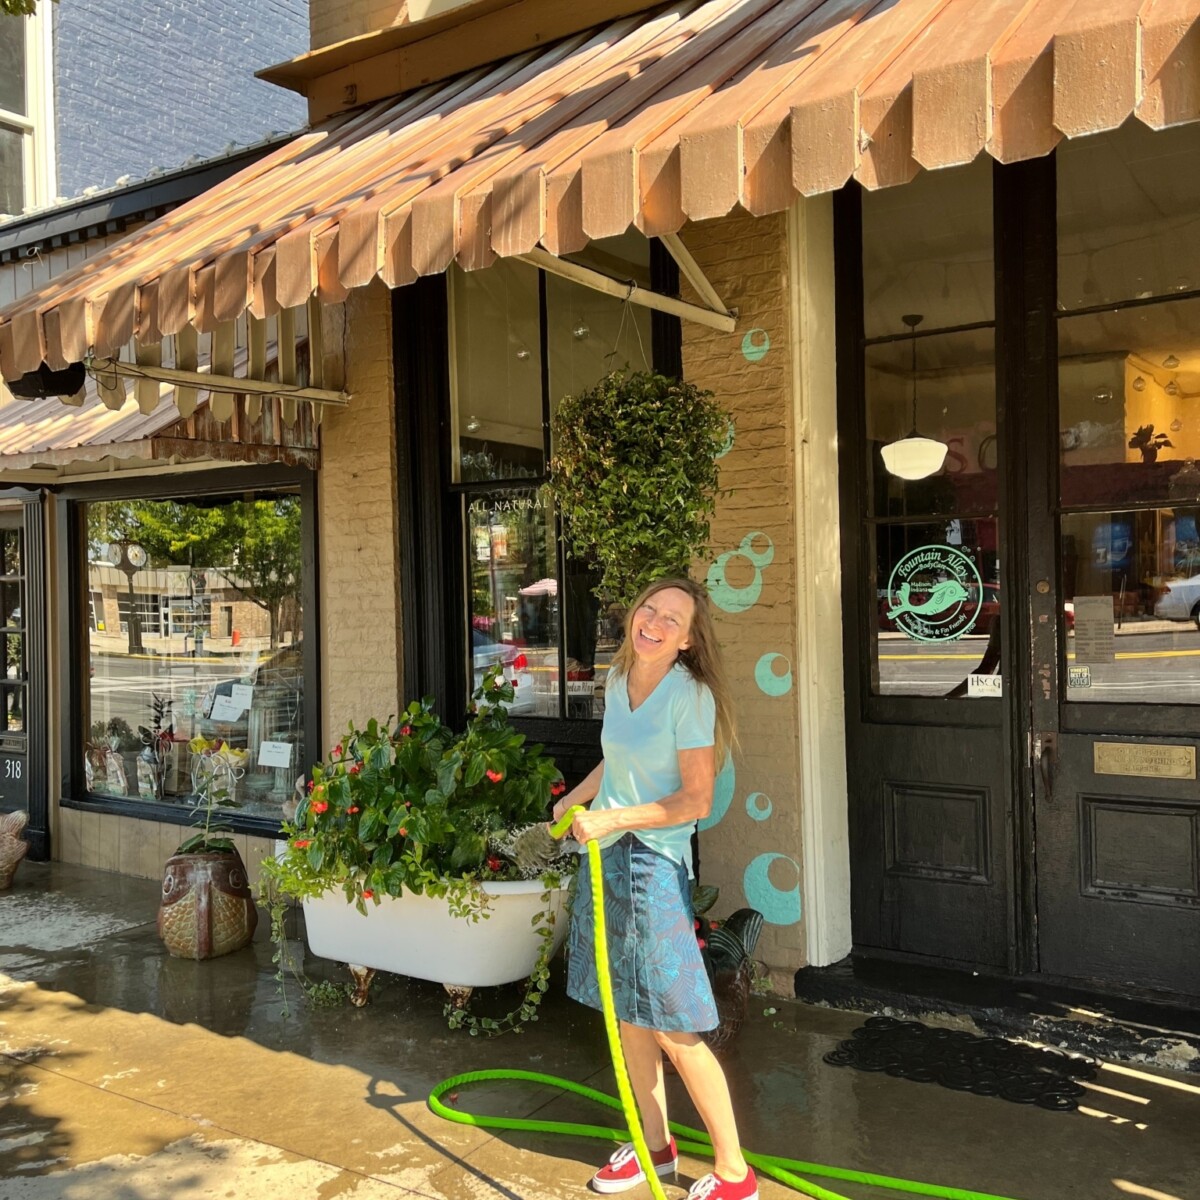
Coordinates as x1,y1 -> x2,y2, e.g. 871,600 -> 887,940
880,314 -> 949,481
1164,354 -> 1180,369
515,347 -> 531,361
465,414 -> 481,433
1166,380 -> 1180,396
572,321 -> 590,340
1133,376 -> 1147,392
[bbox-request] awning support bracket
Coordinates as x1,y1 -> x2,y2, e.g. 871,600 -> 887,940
86,356 -> 351,407
518,247 -> 736,334
659,233 -> 731,320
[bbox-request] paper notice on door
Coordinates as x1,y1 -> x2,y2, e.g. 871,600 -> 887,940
257,741 -> 293,768
209,694 -> 245,722
967,673 -> 1003,698
1072,595 -> 1115,664
230,683 -> 254,710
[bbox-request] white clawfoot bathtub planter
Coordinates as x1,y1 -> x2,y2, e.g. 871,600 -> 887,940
302,879 -> 570,1005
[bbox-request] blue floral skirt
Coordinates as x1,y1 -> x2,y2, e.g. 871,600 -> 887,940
566,834 -> 718,1033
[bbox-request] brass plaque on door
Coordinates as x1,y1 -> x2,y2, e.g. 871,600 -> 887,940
1093,742 -> 1197,780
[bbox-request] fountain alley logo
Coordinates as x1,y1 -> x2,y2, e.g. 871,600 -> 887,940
885,545 -> 983,643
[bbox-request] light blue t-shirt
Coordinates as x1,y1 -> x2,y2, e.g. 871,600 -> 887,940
590,661 -> 717,871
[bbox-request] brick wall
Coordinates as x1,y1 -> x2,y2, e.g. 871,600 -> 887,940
316,280 -> 404,742
51,0 -> 307,198
680,211 -> 806,981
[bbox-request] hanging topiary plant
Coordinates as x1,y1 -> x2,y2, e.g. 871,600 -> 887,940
548,370 -> 730,607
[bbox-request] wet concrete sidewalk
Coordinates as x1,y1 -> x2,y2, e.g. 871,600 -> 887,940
2,861 -> 1197,1200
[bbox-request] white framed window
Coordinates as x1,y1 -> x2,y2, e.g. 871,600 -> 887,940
0,6 -> 55,218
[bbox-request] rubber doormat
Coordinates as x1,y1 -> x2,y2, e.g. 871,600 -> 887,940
823,1016 -> 1098,1111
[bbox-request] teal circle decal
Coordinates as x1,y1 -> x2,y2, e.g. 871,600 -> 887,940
716,419 -> 736,459
754,652 -> 793,696
746,792 -> 772,822
699,756 -> 735,832
744,852 -> 802,926
707,532 -> 775,614
884,544 -> 983,643
741,328 -> 770,363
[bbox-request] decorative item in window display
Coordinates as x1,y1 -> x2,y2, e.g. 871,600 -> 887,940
136,694 -> 175,801
880,314 -> 950,482
157,738 -> 257,960
260,663 -> 576,1030
1128,423 -> 1173,465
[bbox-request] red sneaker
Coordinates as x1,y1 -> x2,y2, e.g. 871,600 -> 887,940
686,1169 -> 758,1200
591,1139 -> 678,1193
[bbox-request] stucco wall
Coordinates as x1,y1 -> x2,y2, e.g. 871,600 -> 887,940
52,0 -> 307,198
316,280 -> 404,744
680,211 -> 807,981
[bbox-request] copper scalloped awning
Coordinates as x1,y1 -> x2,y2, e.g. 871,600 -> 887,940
2,0 -> 1198,381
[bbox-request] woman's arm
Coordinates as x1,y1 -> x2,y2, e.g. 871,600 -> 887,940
570,746 -> 715,843
551,759 -> 606,823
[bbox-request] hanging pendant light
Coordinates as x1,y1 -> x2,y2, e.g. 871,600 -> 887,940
880,313 -> 949,481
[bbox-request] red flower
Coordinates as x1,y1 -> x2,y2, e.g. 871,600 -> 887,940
551,782 -> 566,797
347,805 -> 359,814
694,919 -> 701,930
333,744 -> 343,757
293,839 -> 311,848
349,763 -> 361,775
400,725 -> 412,737
311,800 -> 329,814
398,827 -> 408,837
487,856 -> 503,872
697,938 -> 707,950
404,801 -> 411,809
307,779 -> 315,792
362,888 -> 374,899
486,769 -> 503,783
511,680 -> 519,689
512,653 -> 528,670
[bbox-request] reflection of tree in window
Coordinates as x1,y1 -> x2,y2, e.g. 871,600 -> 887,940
89,496 -> 302,648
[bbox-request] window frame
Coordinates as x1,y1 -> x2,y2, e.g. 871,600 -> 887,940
0,5 -> 55,217
394,244 -> 681,776
55,466 -> 319,835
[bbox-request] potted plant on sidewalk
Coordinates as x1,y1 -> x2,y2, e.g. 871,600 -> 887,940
261,663 -> 576,1030
157,738 -> 257,960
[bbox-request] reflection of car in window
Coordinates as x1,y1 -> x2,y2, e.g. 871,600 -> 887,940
472,630 -> 534,714
1154,573 -> 1200,628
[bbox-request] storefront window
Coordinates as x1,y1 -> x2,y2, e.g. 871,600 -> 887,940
0,527 -> 25,733
450,236 -> 653,720
82,491 -> 306,817
861,161 -> 999,699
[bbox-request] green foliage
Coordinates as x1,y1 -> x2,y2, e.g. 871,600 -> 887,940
263,663 -> 568,910
548,370 -> 730,606
1,1 -> 46,16
259,662 -> 575,1030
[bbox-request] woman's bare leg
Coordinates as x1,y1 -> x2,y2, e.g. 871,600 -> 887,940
618,1021 -> 671,1151
656,1032 -> 748,1181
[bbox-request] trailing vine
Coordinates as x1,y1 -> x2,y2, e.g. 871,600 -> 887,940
443,872 -> 567,1036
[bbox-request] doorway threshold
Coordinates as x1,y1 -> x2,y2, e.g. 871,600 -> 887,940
794,955 -> 1200,1075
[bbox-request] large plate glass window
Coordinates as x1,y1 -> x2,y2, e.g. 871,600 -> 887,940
82,490 -> 306,817
1057,120 -> 1200,704
0,9 -> 50,217
860,158 -> 1000,697
450,238 -> 653,719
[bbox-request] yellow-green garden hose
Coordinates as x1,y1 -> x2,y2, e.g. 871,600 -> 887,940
427,808 -> 1027,1200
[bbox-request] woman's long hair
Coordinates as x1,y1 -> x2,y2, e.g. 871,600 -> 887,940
610,577 -> 736,768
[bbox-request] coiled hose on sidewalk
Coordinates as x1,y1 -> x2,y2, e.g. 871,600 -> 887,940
428,808 -> 1025,1200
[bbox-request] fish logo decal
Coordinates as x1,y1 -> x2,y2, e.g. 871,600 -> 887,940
885,546 -> 983,643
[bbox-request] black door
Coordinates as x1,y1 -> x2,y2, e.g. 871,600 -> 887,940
837,159 -> 1016,972
840,121 -> 1200,999
1025,124 -> 1200,999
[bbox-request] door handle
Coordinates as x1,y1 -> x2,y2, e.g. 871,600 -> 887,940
1035,732 -> 1057,800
